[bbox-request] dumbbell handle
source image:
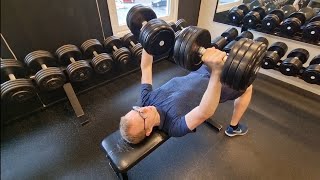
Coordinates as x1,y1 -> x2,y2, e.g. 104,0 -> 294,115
8,74 -> 16,80
197,47 -> 228,62
41,64 -> 48,69
93,51 -> 99,57
70,57 -> 76,63
129,41 -> 136,47
112,46 -> 119,51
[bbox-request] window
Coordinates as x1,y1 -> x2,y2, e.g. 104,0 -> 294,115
216,0 -> 243,13
107,0 -> 179,36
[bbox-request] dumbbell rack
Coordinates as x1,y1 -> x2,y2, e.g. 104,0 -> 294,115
2,52 -> 168,125
214,11 -> 320,46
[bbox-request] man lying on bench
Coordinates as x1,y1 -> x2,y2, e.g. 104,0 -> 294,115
101,48 -> 253,179
120,48 -> 252,144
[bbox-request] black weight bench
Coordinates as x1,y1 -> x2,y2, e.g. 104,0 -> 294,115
101,119 -> 222,180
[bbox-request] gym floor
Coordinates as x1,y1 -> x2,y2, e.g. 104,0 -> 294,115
1,60 -> 320,180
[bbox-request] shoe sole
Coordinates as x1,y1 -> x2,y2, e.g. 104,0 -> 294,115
224,130 -> 248,137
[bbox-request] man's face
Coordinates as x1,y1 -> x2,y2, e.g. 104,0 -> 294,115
124,106 -> 154,137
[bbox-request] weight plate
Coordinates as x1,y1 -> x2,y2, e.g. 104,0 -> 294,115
184,27 -> 211,71
254,37 -> 268,47
175,19 -> 187,30
302,64 -> 320,84
122,33 -> 138,48
265,2 -> 277,13
240,42 -> 267,90
221,38 -> 248,85
24,50 -> 57,72
262,51 -> 280,69
126,5 -> 157,38
104,36 -> 123,53
233,41 -> 261,90
281,5 -> 297,18
140,18 -> 160,53
268,42 -> 288,57
1,79 -> 36,102
173,27 -> 190,67
142,19 -> 175,55
66,60 -> 93,82
287,48 -> 309,64
262,13 -> 281,32
221,28 -> 238,42
225,40 -> 253,88
92,53 -> 113,74
131,43 -> 142,58
281,17 -> 302,36
180,26 -> 198,69
236,31 -> 253,40
243,11 -> 260,29
81,39 -> 104,58
279,57 -> 302,76
310,55 -> 320,65
1,59 -> 26,83
303,21 -> 320,42
35,67 -> 66,90
56,44 -> 82,65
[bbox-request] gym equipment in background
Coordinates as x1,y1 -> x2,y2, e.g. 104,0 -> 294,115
81,39 -> 114,74
24,50 -> 66,90
56,44 -> 93,82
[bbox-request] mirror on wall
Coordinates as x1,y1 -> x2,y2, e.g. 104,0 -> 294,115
213,0 -> 320,46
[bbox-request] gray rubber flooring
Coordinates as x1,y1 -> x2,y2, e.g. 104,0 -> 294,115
1,60 -> 320,180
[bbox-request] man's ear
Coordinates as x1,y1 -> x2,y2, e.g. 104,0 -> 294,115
145,127 -> 153,136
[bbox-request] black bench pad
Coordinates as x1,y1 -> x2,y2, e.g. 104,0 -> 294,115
101,130 -> 169,173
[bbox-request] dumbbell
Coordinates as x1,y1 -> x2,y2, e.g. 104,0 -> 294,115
1,59 -> 36,102
243,6 -> 268,29
262,42 -> 288,69
211,28 -> 238,50
279,48 -> 309,76
302,14 -> 320,42
24,50 -> 66,90
80,39 -> 113,74
223,31 -> 254,53
302,55 -> 320,84
173,26 -> 267,91
228,0 -> 264,24
104,36 -> 131,65
262,5 -> 297,32
121,33 -> 143,60
126,5 -> 175,56
174,19 -> 188,39
56,44 -> 93,82
280,7 -> 316,36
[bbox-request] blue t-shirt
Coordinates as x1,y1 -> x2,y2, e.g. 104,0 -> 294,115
140,65 -> 243,137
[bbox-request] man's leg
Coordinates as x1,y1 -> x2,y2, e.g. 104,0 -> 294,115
225,85 -> 253,137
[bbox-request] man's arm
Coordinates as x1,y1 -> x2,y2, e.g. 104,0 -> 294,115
185,48 -> 226,131
230,85 -> 253,126
140,49 -> 153,85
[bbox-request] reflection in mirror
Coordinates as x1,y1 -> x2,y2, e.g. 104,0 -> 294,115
213,0 -> 320,46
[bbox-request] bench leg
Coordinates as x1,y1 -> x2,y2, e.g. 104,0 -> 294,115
205,119 -> 222,131
117,172 -> 128,180
108,162 -> 128,180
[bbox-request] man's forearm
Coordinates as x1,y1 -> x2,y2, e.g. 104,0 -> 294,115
140,50 -> 153,84
198,70 -> 222,118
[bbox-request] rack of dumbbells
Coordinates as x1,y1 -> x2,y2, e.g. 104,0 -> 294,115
1,4 -> 176,124
223,0 -> 320,45
261,41 -> 320,85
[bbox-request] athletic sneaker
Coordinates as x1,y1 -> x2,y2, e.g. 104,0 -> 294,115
225,123 -> 248,137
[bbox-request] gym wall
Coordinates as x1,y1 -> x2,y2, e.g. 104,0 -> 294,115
1,0 -> 201,122
197,0 -> 319,95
